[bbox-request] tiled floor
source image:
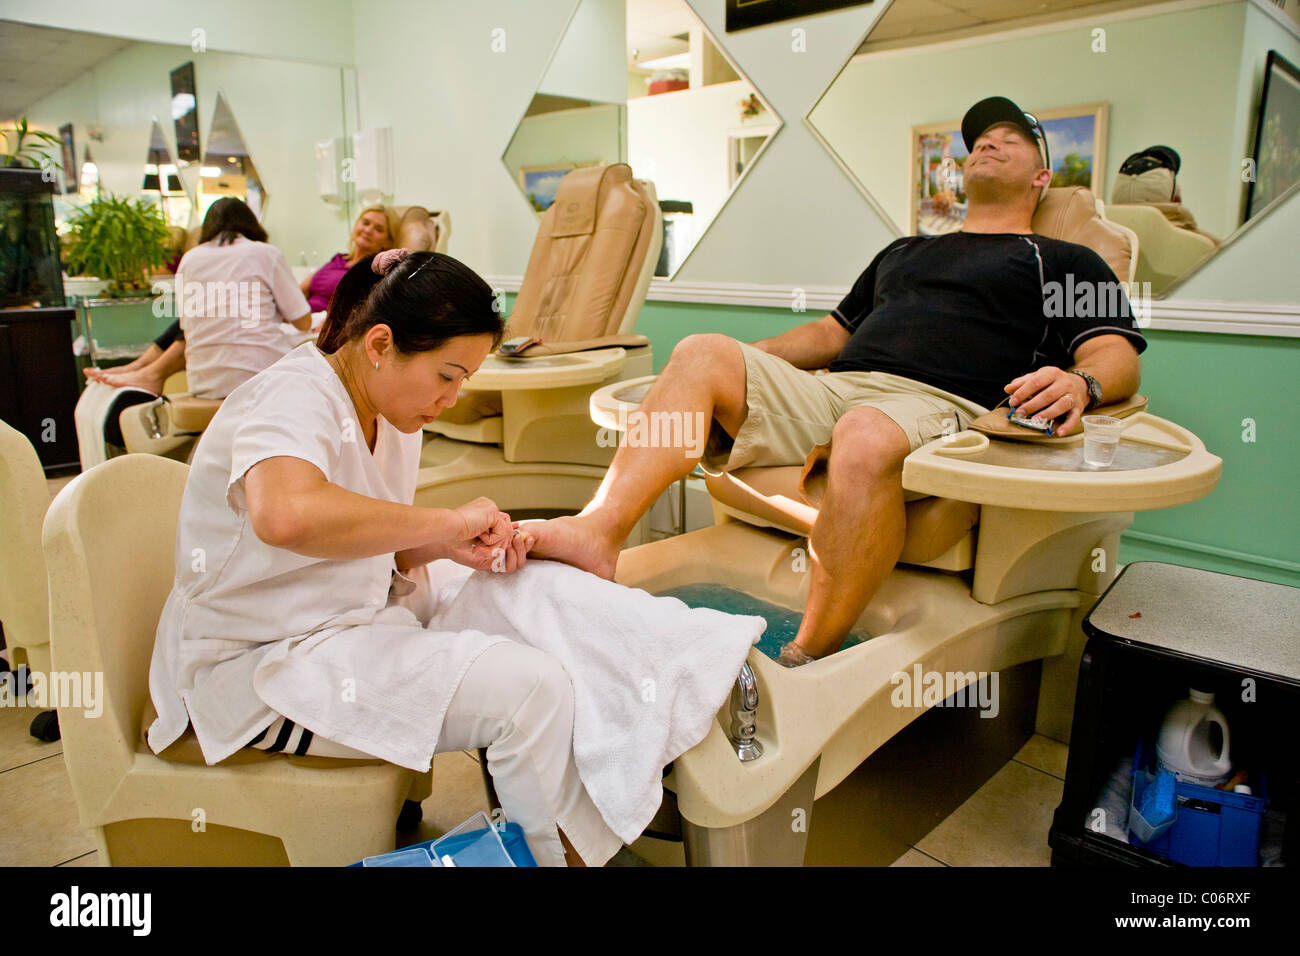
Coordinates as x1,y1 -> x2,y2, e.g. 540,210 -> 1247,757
1,473 -> 1069,866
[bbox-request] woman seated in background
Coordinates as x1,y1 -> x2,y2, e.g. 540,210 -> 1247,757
300,204 -> 398,311
87,204 -> 394,394
147,249 -> 619,866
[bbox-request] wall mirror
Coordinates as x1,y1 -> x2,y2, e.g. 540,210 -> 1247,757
806,0 -> 1300,296
504,0 -> 782,277
199,91 -> 267,221
142,116 -> 192,229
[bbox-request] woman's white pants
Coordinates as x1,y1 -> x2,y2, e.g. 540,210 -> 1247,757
251,567 -> 623,867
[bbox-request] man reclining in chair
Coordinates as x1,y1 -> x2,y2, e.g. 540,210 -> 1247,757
531,95 -> 1147,667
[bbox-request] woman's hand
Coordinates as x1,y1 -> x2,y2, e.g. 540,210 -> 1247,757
443,499 -> 535,573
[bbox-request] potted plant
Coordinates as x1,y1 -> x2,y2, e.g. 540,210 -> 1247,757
1,117 -> 63,171
64,194 -> 171,297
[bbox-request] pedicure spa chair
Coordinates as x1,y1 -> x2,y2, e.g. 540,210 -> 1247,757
587,187 -> 1222,866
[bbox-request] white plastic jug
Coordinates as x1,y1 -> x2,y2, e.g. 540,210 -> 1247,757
1156,688 -> 1232,786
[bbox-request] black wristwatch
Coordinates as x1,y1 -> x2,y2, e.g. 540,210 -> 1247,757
1069,369 -> 1103,409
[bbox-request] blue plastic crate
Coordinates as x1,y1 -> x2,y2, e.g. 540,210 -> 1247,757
350,821 -> 537,867
1129,739 -> 1268,867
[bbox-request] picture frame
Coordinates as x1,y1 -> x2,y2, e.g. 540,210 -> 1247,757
1245,50 -> 1300,222
726,0 -> 873,32
170,61 -> 200,165
58,124 -> 76,195
909,101 -> 1109,236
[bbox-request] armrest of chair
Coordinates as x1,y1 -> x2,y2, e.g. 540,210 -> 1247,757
516,334 -> 650,357
464,347 -> 631,391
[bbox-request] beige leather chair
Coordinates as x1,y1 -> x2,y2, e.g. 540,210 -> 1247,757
41,453 -> 428,866
415,164 -> 662,514
595,195 -> 1229,864
1108,168 -> 1218,291
1104,203 -> 1217,292
0,420 -> 53,702
392,205 -> 452,254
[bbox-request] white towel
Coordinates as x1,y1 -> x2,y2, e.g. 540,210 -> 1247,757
73,380 -> 156,470
425,560 -> 765,844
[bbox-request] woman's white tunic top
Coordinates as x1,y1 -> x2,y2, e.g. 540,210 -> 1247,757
147,342 -> 505,769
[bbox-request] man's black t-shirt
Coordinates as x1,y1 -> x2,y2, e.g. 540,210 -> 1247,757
828,232 -> 1147,410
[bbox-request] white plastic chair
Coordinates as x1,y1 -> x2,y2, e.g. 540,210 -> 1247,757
42,453 -> 426,865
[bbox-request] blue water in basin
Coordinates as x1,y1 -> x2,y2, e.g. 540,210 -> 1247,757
658,583 -> 869,661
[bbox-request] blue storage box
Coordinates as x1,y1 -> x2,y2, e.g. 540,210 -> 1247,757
351,817 -> 538,868
1129,740 -> 1267,867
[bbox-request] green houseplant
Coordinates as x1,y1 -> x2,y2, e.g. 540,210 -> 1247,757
1,117 -> 63,171
64,193 -> 171,296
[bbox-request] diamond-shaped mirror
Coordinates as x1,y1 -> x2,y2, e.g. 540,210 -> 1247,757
142,117 -> 192,229
806,0 -> 1297,294
503,0 -> 781,277
198,91 -> 267,221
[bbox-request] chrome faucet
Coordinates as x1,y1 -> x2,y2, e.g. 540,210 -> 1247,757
728,663 -> 763,761
139,398 -> 168,440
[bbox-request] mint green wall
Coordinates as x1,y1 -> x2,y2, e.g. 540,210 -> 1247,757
616,300 -> 1300,588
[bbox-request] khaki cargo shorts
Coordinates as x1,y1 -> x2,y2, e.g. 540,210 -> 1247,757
701,342 -> 990,473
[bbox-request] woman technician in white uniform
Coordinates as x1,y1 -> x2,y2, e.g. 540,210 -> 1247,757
146,250 -> 621,867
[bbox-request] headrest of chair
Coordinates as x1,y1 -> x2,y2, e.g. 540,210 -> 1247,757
551,165 -> 631,238
507,163 -> 658,343
391,205 -> 436,251
1032,186 -> 1133,283
1112,168 -> 1176,205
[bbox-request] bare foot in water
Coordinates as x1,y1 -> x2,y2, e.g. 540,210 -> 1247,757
524,514 -> 621,580
98,367 -> 165,395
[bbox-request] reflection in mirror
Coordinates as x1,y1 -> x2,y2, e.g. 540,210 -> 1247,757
198,91 -> 267,220
503,0 -> 780,277
142,118 -> 192,229
79,146 -> 100,200
807,0 -> 1300,296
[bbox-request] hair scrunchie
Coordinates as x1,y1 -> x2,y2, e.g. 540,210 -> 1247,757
372,247 -> 412,275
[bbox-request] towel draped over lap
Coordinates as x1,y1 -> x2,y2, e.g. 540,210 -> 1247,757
425,560 -> 765,844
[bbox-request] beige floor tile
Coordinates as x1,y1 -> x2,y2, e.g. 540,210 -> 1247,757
0,695 -> 62,772
915,761 -> 1062,867
1014,734 -> 1069,779
0,754 -> 94,866
889,848 -> 946,867
57,851 -> 99,866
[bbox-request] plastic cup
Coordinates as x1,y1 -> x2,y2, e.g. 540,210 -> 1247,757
1082,415 -> 1124,467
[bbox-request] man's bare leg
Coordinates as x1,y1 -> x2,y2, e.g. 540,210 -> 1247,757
528,334 -> 750,578
779,407 -> 911,664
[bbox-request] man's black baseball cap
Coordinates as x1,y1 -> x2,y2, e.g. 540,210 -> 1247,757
1119,145 -> 1181,176
961,96 -> 1043,152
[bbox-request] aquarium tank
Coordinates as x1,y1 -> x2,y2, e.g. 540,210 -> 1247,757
0,168 -> 66,309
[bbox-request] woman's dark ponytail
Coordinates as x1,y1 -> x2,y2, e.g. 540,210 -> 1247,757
316,251 -> 503,356
316,255 -> 382,354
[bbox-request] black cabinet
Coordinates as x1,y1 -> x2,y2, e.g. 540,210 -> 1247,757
0,306 -> 81,471
1049,562 -> 1298,867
